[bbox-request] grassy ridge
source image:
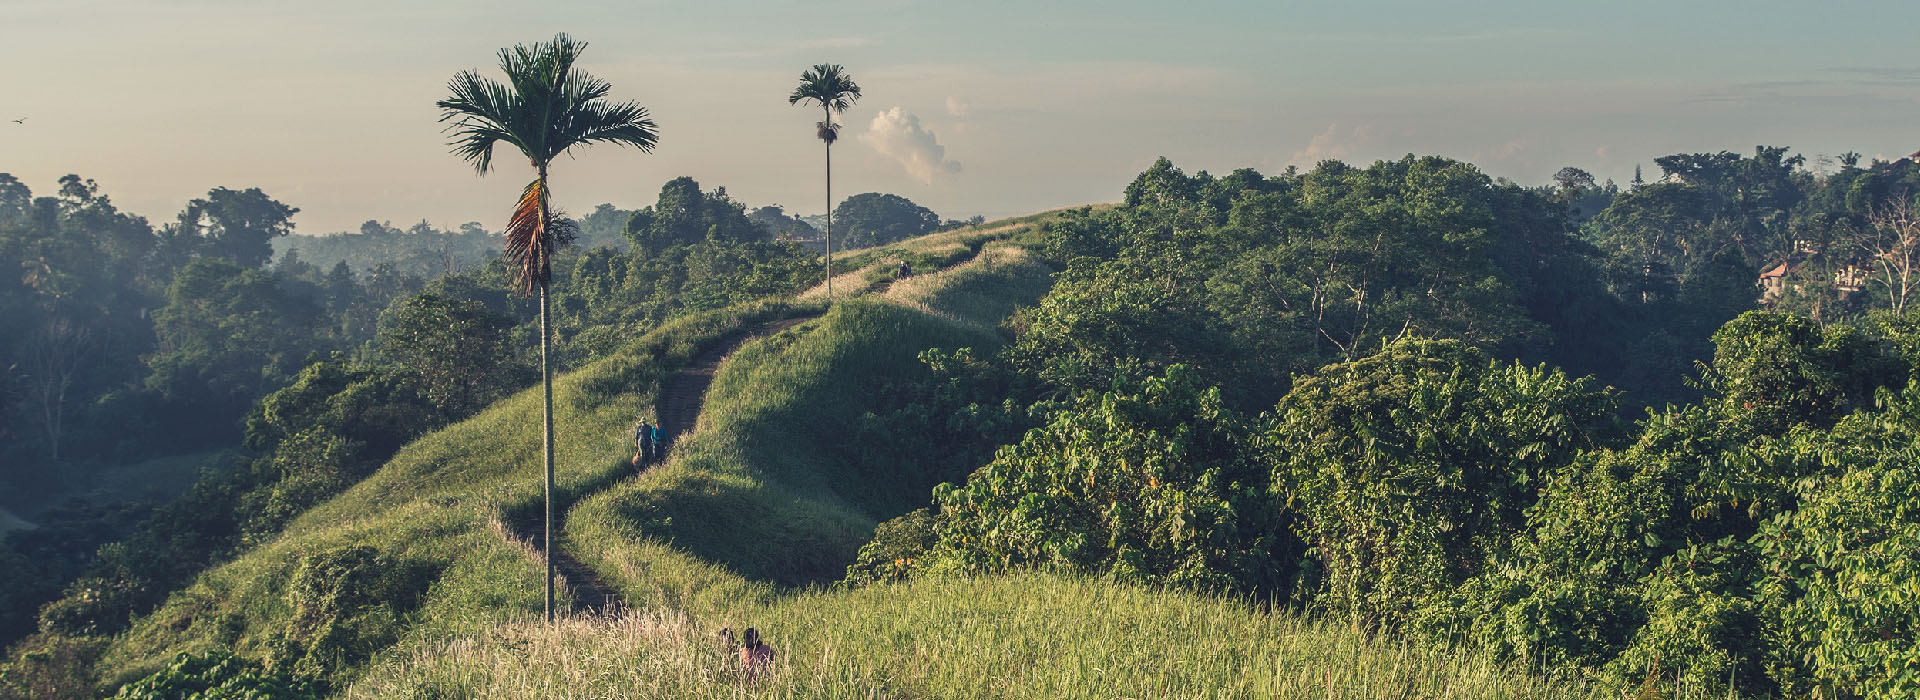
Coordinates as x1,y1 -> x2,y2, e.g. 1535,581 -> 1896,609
562,240 -> 1055,617
354,238 -> 1606,697
88,217 -> 1053,692
92,300 -> 813,688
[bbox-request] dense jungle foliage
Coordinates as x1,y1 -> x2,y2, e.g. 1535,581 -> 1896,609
854,152 -> 1920,698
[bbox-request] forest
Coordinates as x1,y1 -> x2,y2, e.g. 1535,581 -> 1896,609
2,142 -> 1918,698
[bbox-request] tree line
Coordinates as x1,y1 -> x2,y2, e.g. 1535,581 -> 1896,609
849,152 -> 1920,698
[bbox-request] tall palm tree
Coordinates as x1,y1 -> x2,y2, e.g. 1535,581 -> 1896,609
789,63 -> 861,299
437,33 -> 658,622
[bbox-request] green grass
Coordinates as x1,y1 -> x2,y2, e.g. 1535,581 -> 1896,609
91,300 -> 814,689
82,209 -> 1610,699
347,234 -> 1603,697
350,573 -> 1606,700
797,206 -> 1077,302
85,216 -> 1045,693
341,236 -> 1618,698
561,241 -> 1057,617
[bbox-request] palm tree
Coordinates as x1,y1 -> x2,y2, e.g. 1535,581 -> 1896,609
437,33 -> 658,622
788,63 -> 861,299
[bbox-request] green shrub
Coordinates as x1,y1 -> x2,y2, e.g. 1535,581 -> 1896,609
1755,385 -> 1920,698
112,650 -> 316,700
265,545 -> 434,684
0,634 -> 108,700
1267,338 -> 1620,627
844,508 -> 938,585
929,364 -> 1296,595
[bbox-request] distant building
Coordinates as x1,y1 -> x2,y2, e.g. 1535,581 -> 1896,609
1759,252 -> 1874,303
1758,259 -> 1801,303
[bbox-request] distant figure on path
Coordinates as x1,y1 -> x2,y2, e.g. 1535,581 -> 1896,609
898,259 -> 912,279
651,422 -> 667,460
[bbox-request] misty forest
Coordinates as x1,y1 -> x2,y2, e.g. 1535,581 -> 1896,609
5,30 -> 1920,700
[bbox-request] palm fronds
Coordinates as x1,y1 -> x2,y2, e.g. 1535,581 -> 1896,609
789,63 -> 862,116
437,34 -> 659,176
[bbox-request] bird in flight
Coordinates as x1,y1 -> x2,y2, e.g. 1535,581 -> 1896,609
9,118 -> 22,125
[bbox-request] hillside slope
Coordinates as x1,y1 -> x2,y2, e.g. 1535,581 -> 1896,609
87,215 -> 1055,692
349,238 -> 1606,698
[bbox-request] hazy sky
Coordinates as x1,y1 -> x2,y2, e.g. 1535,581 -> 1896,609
4,0 -> 1918,236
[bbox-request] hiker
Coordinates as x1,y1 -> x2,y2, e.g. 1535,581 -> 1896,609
739,627 -> 776,681
633,419 -> 653,466
651,422 -> 667,460
898,259 -> 912,279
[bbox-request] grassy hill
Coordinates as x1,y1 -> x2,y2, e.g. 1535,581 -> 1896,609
84,211 -> 1601,698
83,216 -> 1050,690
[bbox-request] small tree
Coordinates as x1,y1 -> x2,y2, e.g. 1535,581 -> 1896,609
1850,196 -> 1920,314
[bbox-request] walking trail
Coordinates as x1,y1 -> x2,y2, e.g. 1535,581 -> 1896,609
504,314 -> 817,616
503,232 -> 1003,615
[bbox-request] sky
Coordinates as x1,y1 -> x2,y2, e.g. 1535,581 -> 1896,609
3,0 -> 1918,236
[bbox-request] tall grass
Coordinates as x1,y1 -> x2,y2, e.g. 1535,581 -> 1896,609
351,573 -> 1607,699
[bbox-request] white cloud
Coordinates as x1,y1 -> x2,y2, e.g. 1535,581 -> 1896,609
945,95 -> 969,118
860,107 -> 962,184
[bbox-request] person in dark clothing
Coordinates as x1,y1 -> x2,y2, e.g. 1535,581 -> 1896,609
634,419 -> 653,466
897,260 -> 912,279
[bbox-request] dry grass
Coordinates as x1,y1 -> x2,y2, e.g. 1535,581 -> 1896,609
351,574 -> 1606,700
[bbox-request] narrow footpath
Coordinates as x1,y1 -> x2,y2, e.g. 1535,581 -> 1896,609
504,313 -> 818,616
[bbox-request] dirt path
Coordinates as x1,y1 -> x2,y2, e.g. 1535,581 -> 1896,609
504,313 -> 818,617
657,316 -> 814,443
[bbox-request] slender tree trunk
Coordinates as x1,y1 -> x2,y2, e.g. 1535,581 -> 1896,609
825,134 -> 834,300
540,277 -> 556,622
538,169 -> 557,624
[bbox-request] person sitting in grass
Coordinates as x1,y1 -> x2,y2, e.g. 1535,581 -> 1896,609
739,627 -> 776,681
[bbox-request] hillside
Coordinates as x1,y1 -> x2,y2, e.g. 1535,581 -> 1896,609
346,234 -> 1608,699
66,208 -> 1601,699
82,216 -> 1058,689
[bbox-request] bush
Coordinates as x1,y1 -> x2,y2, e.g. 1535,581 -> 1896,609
1267,338 -> 1621,627
1755,386 -> 1920,698
844,508 -> 939,585
928,365 -> 1297,595
111,650 -> 316,700
265,545 -> 435,684
0,634 -> 108,700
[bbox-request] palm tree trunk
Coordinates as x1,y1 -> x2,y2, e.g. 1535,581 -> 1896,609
824,102 -> 834,301
825,145 -> 833,299
538,170 -> 557,624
